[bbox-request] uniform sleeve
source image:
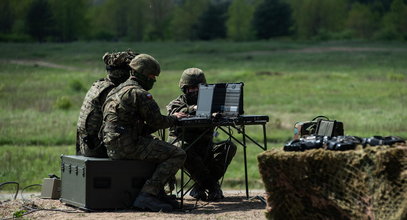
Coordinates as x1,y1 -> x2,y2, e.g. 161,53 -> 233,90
167,96 -> 195,115
136,90 -> 177,129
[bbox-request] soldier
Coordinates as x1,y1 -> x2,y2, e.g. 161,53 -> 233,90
76,50 -> 137,157
166,68 -> 237,201
101,54 -> 187,212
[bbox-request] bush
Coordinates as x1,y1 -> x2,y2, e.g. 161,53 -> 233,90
54,96 -> 72,110
252,0 -> 292,39
69,79 -> 86,92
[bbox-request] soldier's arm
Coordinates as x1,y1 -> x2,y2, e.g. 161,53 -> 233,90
166,97 -> 195,115
136,90 -> 177,129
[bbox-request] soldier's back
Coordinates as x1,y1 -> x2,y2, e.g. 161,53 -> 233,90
77,78 -> 116,157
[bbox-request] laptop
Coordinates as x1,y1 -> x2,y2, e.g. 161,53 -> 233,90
178,82 -> 269,125
179,82 -> 244,122
196,82 -> 243,118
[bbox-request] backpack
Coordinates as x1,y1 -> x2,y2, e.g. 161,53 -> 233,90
76,79 -> 115,157
293,116 -> 344,139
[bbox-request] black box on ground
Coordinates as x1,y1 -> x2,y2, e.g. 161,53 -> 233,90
60,155 -> 155,210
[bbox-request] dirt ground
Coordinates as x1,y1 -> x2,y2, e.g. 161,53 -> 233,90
0,191 -> 267,220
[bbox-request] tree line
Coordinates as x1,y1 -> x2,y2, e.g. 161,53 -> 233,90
0,0 -> 406,42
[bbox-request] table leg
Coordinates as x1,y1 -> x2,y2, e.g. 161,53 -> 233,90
263,124 -> 267,151
180,127 -> 185,208
242,125 -> 249,199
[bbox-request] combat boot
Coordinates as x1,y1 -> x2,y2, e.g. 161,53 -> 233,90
207,183 -> 224,201
133,192 -> 173,212
189,184 -> 207,201
158,190 -> 180,209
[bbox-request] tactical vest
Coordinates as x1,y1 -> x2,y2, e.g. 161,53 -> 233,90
76,78 -> 115,157
101,79 -> 144,144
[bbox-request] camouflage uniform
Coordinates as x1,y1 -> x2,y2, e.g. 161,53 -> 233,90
166,68 -> 237,198
101,54 -> 186,197
76,50 -> 137,157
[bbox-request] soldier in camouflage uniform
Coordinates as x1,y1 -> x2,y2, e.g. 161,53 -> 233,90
166,68 -> 237,201
101,54 -> 187,212
76,50 -> 137,157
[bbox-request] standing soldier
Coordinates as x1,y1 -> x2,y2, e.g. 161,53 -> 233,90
76,50 -> 137,157
101,54 -> 187,212
166,68 -> 237,201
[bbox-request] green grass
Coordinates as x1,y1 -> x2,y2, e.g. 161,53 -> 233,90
0,145 -> 75,191
0,143 -> 275,191
0,40 -> 406,189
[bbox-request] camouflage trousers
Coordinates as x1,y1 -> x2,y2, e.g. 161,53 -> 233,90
76,132 -> 108,158
170,138 -> 237,190
105,134 -> 186,196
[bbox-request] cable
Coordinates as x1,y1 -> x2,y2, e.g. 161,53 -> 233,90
20,184 -> 41,202
247,195 -> 267,205
1,181 -> 83,220
219,141 -> 232,187
0,181 -> 19,200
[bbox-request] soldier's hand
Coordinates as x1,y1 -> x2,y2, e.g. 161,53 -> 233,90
192,105 -> 197,111
173,112 -> 188,118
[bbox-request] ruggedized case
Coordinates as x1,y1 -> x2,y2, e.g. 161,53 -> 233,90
60,155 -> 155,210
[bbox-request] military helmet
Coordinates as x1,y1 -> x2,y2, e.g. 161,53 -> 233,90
102,50 -> 138,83
179,68 -> 206,89
102,50 -> 137,67
129,54 -> 160,77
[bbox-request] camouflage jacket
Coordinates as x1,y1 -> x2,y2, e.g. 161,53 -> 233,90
76,78 -> 116,156
102,77 -> 177,144
166,94 -> 213,143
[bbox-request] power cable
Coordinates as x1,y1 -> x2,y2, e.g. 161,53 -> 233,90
0,181 -> 19,200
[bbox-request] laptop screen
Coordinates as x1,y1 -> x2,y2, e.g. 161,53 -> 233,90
196,83 -> 244,118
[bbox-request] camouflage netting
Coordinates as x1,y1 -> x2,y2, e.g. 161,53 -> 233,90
258,144 -> 407,220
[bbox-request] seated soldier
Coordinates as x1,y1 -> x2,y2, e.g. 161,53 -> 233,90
101,54 -> 187,212
76,50 -> 137,157
166,68 -> 237,201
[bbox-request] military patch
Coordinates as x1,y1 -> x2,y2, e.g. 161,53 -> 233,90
146,93 -> 153,99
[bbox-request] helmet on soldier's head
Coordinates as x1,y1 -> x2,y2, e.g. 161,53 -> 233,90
179,68 -> 206,89
129,54 -> 160,77
103,50 -> 138,84
129,54 -> 160,90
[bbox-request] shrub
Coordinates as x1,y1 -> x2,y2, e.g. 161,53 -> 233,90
69,79 -> 86,92
54,96 -> 72,110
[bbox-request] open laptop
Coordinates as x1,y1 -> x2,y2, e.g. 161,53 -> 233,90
179,82 -> 244,123
196,82 -> 244,118
178,82 -> 269,125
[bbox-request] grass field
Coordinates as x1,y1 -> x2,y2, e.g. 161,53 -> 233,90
0,40 -> 406,189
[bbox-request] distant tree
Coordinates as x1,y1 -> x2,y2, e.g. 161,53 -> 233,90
346,3 -> 379,39
252,0 -> 292,39
89,0 -> 148,41
289,0 -> 348,39
170,0 -> 210,40
144,0 -> 175,41
196,1 -> 229,40
127,0 -> 149,41
226,0 -> 256,41
377,0 -> 407,40
349,0 -> 393,12
0,0 -> 14,34
7,0 -> 31,37
111,0 -> 131,39
25,0 -> 55,42
50,0 -> 89,42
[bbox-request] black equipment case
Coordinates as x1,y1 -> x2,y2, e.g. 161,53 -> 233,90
315,119 -> 344,137
60,155 -> 155,210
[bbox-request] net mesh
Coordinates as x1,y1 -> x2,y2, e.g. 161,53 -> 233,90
258,144 -> 407,220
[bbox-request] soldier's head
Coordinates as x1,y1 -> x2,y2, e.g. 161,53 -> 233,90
179,68 -> 206,104
129,54 -> 160,91
103,50 -> 138,85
